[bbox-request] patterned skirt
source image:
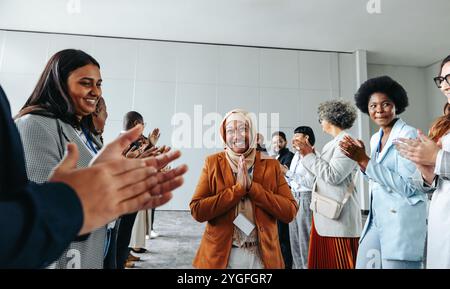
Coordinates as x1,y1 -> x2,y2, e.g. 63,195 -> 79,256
307,217 -> 359,269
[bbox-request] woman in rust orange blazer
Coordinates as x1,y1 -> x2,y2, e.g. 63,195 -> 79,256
190,109 -> 298,269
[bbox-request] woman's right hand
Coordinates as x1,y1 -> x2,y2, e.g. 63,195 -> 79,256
339,135 -> 370,171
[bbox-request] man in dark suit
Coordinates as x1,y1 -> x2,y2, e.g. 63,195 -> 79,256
271,131 -> 295,269
0,86 -> 186,268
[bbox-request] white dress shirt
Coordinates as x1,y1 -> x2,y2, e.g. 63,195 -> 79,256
285,152 -> 315,194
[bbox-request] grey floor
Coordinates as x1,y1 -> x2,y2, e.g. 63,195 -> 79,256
130,210 -> 205,269
130,210 -> 368,269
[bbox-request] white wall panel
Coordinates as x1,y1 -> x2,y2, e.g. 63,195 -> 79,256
134,81 -> 176,146
1,32 -> 49,74
136,41 -> 177,82
298,89 -> 332,150
218,46 -> 259,86
299,51 -> 335,90
217,85 -> 259,116
260,87 -> 299,128
260,49 -> 298,89
101,79 -> 134,122
1,30 -> 359,210
177,43 -> 218,84
0,73 -> 40,116
47,34 -> 94,60
92,37 -> 138,80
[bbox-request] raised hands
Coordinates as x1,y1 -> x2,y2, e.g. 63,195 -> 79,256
339,135 -> 370,171
236,155 -> 252,191
293,137 -> 314,156
394,130 -> 439,184
394,130 -> 440,166
148,128 -> 160,148
49,125 -> 187,235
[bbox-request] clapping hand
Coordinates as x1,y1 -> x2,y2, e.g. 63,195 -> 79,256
394,130 -> 440,166
148,128 -> 160,148
294,138 -> 314,156
394,130 -> 439,185
339,135 -> 370,171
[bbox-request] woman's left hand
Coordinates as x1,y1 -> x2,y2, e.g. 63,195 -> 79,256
339,135 -> 370,171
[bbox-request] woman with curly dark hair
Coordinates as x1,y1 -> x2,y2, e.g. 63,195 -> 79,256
296,99 -> 361,269
339,76 -> 428,269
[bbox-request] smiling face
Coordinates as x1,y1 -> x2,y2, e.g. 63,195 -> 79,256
368,92 -> 396,128
272,135 -> 287,154
225,120 -> 250,154
440,62 -> 450,104
67,64 -> 102,119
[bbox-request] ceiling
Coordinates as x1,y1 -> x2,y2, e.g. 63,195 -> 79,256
0,0 -> 448,67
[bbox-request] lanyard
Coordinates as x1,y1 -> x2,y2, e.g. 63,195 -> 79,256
82,127 -> 98,154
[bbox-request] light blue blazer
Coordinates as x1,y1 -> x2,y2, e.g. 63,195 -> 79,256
361,118 -> 427,261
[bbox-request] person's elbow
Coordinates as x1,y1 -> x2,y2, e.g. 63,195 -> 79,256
189,200 -> 208,223
324,172 -> 348,186
279,200 -> 298,223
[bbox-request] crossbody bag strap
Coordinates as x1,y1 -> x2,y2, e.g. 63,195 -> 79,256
341,171 -> 358,206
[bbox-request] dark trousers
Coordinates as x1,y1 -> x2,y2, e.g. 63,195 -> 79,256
277,220 -> 293,269
116,212 -> 137,269
103,219 -> 120,269
151,209 -> 155,230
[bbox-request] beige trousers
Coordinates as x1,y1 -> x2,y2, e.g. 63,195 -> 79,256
129,210 -> 152,249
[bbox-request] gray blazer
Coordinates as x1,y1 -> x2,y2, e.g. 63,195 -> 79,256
301,131 -> 362,238
15,114 -> 106,269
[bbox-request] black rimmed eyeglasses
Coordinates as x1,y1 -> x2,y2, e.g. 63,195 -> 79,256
434,74 -> 450,88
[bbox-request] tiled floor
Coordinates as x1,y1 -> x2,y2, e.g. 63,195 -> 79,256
130,210 -> 368,269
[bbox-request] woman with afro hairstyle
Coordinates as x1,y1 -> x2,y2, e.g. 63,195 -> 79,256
339,76 -> 428,269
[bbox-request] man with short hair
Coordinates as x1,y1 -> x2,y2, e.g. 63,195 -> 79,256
280,126 -> 316,269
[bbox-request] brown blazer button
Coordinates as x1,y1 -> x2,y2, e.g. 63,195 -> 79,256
259,227 -> 264,232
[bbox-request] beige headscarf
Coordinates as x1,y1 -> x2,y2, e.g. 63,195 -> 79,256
220,109 -> 257,173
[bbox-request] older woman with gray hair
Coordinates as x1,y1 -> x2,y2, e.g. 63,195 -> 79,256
296,99 -> 362,269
